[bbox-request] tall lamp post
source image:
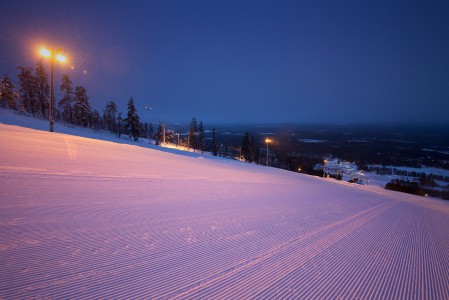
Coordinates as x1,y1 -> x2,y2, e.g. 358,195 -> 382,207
40,48 -> 67,132
323,159 -> 327,177
265,138 -> 272,166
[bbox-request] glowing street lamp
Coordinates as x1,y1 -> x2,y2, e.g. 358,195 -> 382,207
39,47 -> 67,132
39,48 -> 51,57
265,138 -> 272,166
323,159 -> 327,177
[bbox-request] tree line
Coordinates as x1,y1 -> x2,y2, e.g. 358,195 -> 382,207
0,63 -> 99,129
0,64 -> 222,154
1,62 -> 270,163
0,63 -> 167,143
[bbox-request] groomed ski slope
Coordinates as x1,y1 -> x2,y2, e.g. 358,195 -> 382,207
1,123 -> 448,299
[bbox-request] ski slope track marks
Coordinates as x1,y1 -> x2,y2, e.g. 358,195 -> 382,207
0,124 -> 449,299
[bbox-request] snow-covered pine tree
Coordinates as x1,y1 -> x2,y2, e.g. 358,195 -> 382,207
198,121 -> 205,154
58,74 -> 74,124
103,101 -> 118,133
35,62 -> 50,119
125,97 -> 141,141
90,109 -> 101,131
156,123 -> 163,145
143,123 -> 149,138
250,134 -> 260,163
0,74 -> 19,109
17,66 -> 38,116
212,127 -> 218,156
148,123 -> 154,139
116,112 -> 123,138
166,129 -> 175,143
73,86 -> 91,127
242,132 -> 252,162
188,117 -> 197,150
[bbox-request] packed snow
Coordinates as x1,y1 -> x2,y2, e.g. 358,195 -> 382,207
1,112 -> 449,299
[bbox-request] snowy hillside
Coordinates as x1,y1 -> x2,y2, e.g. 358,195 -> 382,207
1,114 -> 449,298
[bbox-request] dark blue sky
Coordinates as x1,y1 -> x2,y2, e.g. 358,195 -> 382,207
1,0 -> 448,124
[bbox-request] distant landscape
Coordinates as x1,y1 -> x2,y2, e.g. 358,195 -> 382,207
200,122 -> 449,200
211,123 -> 449,168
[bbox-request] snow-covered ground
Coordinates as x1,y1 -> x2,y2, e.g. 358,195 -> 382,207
317,158 -> 449,192
1,111 -> 449,298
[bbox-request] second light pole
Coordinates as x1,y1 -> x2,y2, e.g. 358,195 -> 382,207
265,138 -> 272,166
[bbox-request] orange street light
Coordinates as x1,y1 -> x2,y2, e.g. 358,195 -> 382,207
39,47 -> 67,132
55,54 -> 66,63
39,48 -> 51,58
265,138 -> 272,166
323,159 -> 327,177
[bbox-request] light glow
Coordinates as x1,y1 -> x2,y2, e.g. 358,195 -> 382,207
40,48 -> 51,58
56,54 -> 66,63
265,138 -> 272,143
39,47 -> 67,64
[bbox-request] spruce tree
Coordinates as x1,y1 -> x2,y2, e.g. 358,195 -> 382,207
35,62 -> 50,118
17,66 -> 38,116
211,127 -> 218,156
58,74 -> 74,124
125,97 -> 140,141
198,121 -> 205,154
250,134 -> 260,164
188,117 -> 197,150
103,101 -> 118,133
149,123 -> 154,139
143,123 -> 149,138
0,74 -> 19,109
156,123 -> 164,145
166,129 -> 175,143
73,86 -> 91,127
242,132 -> 251,162
116,112 -> 123,138
90,109 -> 101,130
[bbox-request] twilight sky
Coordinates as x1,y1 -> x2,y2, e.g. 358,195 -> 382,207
1,0 -> 448,124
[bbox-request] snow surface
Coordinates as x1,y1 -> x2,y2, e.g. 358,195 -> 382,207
1,111 -> 449,299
